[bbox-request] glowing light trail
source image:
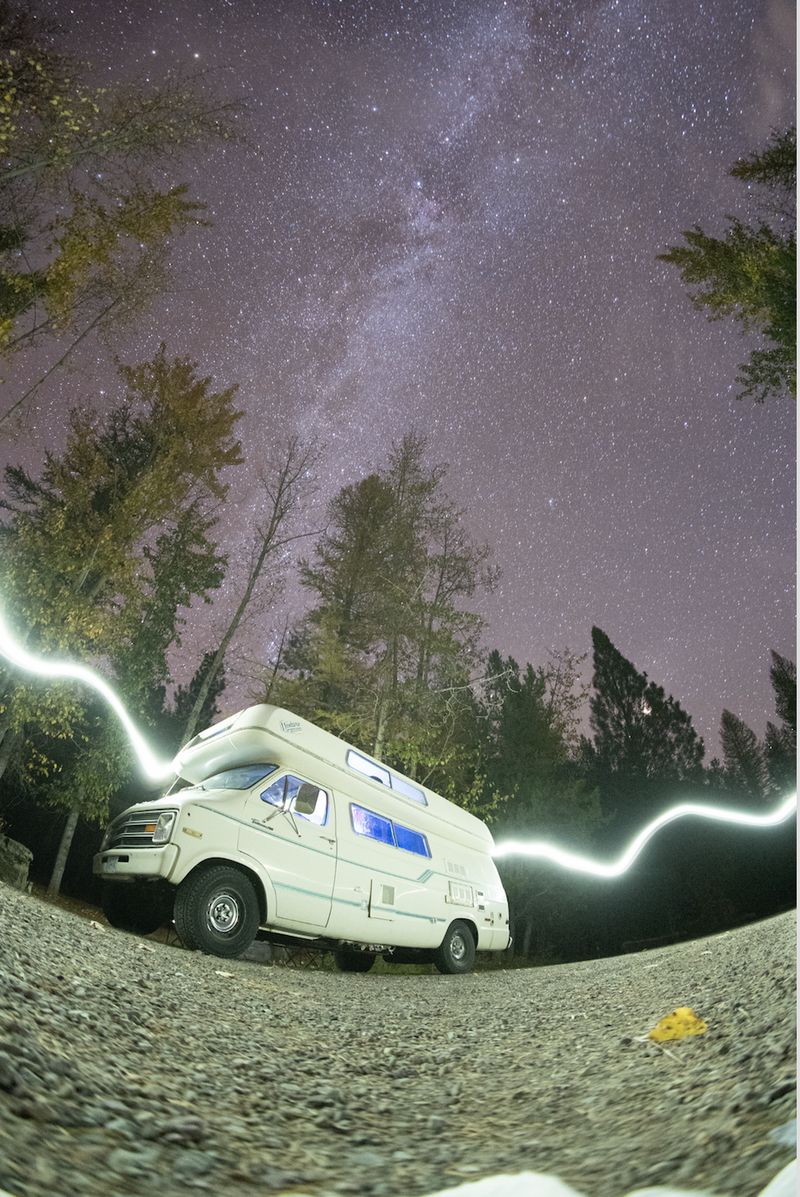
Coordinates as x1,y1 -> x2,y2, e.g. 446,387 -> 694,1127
492,793 -> 797,876
0,605 -> 796,874
0,608 -> 176,784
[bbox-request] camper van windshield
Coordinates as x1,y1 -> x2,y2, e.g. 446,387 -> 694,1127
199,764 -> 277,791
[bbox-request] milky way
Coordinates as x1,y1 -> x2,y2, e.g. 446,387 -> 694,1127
3,0 -> 796,755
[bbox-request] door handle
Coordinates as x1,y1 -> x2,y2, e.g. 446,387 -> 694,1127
320,836 -> 336,845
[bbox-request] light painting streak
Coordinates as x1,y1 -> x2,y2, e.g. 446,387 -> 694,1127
0,605 -> 796,875
492,794 -> 797,876
0,608 -> 176,784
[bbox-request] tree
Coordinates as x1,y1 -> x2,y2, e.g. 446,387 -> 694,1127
179,436 -> 315,746
659,126 -> 796,403
0,348 -> 242,889
0,0 -> 240,426
763,651 -> 796,796
719,709 -> 769,802
585,627 -> 705,820
168,651 -> 228,749
272,432 -> 493,776
477,650 -> 600,958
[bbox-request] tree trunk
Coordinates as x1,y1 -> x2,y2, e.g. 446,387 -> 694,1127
181,438 -> 312,746
48,807 -> 79,898
373,691 -> 388,761
0,718 -> 21,783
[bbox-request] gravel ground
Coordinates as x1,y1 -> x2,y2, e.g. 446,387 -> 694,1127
0,883 -> 795,1197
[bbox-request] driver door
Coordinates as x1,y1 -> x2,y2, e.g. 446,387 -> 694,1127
239,773 -> 336,929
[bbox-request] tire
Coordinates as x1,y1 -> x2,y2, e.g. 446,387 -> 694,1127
434,920 -> 476,975
174,865 -> 260,958
102,882 -> 170,936
333,946 -> 376,973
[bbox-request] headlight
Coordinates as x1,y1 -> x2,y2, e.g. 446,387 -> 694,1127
151,811 -> 177,844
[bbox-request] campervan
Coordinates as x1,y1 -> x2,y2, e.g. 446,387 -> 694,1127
93,705 -> 511,973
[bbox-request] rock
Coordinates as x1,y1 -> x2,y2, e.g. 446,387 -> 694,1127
107,1145 -> 161,1175
0,835 -> 33,891
172,1148 -> 215,1178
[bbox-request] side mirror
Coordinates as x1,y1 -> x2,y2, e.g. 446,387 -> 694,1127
294,783 -> 321,817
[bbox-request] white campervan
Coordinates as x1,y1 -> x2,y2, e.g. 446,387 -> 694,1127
93,705 -> 510,972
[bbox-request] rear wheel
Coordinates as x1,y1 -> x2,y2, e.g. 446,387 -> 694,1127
174,866 -> 260,958
101,882 -> 171,936
333,946 -> 376,973
434,921 -> 476,975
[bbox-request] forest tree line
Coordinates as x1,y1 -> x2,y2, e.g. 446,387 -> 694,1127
0,398 -> 795,956
0,4 -> 795,959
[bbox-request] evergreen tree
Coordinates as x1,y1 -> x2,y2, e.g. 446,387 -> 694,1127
478,649 -> 600,958
272,432 -> 491,776
0,0 -> 240,426
586,627 -> 704,820
763,651 -> 796,796
659,126 -> 796,403
719,709 -> 769,801
170,651 -> 228,748
0,349 -> 242,889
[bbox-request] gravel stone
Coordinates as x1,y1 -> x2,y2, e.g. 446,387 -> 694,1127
0,882 -> 795,1197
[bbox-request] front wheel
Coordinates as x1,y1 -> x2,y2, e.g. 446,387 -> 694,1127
102,882 -> 171,936
174,866 -> 260,958
434,921 -> 476,975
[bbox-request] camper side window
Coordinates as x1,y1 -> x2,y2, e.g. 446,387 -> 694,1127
350,804 -> 431,857
394,823 -> 430,857
347,750 -> 390,787
351,804 -> 395,846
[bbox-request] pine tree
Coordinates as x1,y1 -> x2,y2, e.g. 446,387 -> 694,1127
586,627 -> 704,820
272,432 -> 491,774
719,709 -> 769,801
171,652 -> 227,747
0,349 -> 242,890
659,126 -> 795,403
763,651 -> 796,796
0,0 -> 240,424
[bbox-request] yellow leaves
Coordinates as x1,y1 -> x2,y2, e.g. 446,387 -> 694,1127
648,1007 -> 708,1042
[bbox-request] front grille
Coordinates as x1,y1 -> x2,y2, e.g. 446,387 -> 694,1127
107,811 -> 160,850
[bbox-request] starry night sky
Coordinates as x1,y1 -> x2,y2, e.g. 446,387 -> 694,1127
6,0 -> 796,756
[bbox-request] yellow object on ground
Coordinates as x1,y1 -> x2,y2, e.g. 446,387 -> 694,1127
648,1007 -> 708,1041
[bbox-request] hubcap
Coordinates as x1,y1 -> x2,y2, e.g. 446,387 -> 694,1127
207,891 -> 240,934
450,932 -> 467,961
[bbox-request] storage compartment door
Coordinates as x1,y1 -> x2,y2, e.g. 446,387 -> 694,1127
368,878 -> 395,921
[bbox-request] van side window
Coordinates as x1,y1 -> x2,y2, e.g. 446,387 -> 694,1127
260,776 -> 286,806
350,804 -> 431,858
286,777 -> 328,826
351,804 -> 395,846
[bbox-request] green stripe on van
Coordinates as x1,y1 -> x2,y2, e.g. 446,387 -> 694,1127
273,881 -> 443,923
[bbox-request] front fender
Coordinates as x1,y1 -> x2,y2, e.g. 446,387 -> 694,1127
177,851 -> 276,927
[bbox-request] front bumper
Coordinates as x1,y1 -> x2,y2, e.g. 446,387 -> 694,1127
93,843 -> 179,881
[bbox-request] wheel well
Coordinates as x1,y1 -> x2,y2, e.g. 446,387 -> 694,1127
447,918 -> 478,946
183,858 -> 267,924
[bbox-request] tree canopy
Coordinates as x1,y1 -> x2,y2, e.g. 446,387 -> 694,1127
584,627 -> 705,822
659,126 -> 796,403
0,0 -> 240,426
0,347 -> 243,798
